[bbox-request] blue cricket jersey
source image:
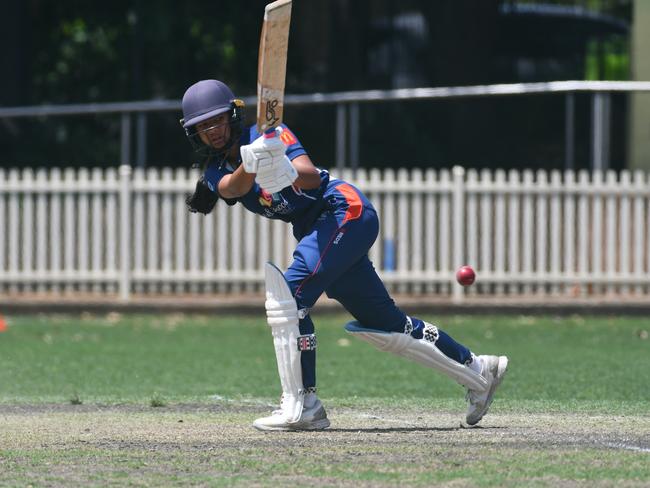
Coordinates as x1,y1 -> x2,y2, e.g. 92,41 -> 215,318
203,124 -> 331,238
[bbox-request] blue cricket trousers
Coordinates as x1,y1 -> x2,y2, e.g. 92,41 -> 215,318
284,181 -> 470,389
286,181 -> 407,327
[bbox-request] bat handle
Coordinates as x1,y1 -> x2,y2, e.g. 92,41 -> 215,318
263,127 -> 280,139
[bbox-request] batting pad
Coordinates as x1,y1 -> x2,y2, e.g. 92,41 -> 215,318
345,321 -> 488,392
265,262 -> 304,422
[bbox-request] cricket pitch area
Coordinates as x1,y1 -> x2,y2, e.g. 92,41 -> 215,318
1,313 -> 649,486
2,402 -> 649,487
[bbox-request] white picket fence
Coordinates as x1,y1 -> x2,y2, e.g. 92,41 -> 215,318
0,166 -> 649,302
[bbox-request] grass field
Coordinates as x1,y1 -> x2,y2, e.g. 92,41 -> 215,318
1,313 -> 649,486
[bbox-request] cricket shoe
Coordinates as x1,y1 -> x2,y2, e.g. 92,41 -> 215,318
253,393 -> 330,431
465,355 -> 509,426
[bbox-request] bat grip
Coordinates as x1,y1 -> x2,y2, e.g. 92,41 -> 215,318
263,127 -> 280,139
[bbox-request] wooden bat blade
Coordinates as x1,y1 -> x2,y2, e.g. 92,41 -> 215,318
256,0 -> 292,133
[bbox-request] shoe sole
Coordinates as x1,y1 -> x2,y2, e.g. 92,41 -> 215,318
295,418 -> 331,430
252,417 -> 331,432
466,355 -> 509,426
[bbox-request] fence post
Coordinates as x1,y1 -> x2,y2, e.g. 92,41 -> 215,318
120,113 -> 131,166
591,92 -> 611,171
335,103 -> 346,172
452,165 -> 465,303
564,93 -> 575,170
349,102 -> 360,172
119,165 -> 132,302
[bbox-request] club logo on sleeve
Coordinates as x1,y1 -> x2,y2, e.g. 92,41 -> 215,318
280,128 -> 298,146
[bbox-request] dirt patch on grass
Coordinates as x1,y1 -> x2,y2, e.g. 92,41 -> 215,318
1,402 -> 649,487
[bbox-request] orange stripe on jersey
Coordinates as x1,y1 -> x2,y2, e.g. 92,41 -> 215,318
280,128 -> 298,146
335,183 -> 363,224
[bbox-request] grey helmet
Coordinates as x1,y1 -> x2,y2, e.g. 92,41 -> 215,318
180,79 -> 245,158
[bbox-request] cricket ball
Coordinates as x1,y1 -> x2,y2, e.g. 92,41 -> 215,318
456,265 -> 476,286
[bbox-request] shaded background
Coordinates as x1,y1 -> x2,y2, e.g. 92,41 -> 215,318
0,0 -> 635,170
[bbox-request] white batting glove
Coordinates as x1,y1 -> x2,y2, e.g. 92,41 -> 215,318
239,128 -> 286,174
255,155 -> 298,193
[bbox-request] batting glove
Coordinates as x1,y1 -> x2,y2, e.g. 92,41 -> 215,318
186,176 -> 218,215
240,128 -> 286,174
255,155 -> 298,193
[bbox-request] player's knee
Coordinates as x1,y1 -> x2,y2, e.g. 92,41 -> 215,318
265,262 -> 312,327
265,263 -> 299,327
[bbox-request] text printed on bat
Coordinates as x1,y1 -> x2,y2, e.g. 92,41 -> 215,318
266,99 -> 279,125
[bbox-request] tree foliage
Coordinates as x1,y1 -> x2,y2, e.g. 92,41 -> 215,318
0,0 -> 633,170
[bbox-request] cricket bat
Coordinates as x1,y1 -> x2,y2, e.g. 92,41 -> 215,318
256,0 -> 292,134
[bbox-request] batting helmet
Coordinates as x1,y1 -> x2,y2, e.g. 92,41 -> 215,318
180,80 -> 245,159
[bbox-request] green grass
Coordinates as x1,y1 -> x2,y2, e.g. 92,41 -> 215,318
1,314 -> 649,487
0,313 -> 649,411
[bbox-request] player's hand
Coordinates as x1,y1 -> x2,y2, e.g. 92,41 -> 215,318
255,154 -> 298,193
240,128 -> 286,174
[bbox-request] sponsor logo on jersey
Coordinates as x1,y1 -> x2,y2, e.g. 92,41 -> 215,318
269,200 -> 293,215
259,189 -> 273,207
280,128 -> 298,146
259,190 -> 294,216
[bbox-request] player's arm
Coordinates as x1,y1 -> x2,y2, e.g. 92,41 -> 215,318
290,154 -> 321,190
217,165 -> 256,199
238,129 -> 320,193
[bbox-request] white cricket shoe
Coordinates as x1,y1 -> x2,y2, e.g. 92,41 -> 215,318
465,355 -> 508,426
253,393 -> 330,431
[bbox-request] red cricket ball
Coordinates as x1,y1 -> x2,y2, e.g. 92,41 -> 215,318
456,265 -> 476,286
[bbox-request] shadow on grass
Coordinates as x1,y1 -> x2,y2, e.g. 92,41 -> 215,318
306,425 -> 509,433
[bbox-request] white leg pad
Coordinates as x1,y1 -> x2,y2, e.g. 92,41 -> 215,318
345,321 -> 488,392
265,262 -> 304,423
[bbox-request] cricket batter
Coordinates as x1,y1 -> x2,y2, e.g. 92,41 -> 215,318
181,79 -> 508,431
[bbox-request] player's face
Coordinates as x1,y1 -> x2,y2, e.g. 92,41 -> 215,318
196,113 -> 231,149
